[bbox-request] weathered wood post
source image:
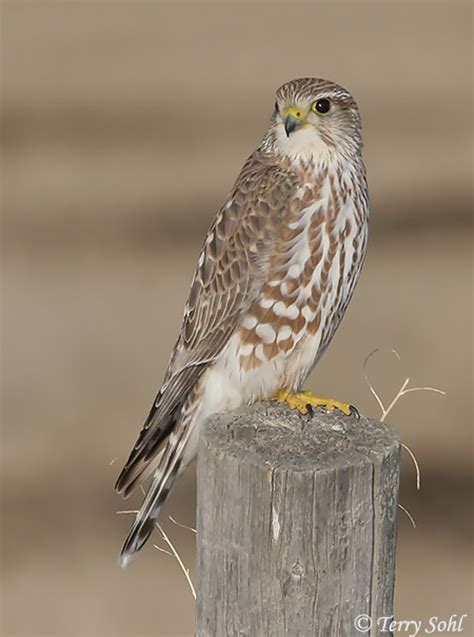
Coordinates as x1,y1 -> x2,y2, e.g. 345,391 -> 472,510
196,401 -> 400,637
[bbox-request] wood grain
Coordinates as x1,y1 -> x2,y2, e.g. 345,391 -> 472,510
197,401 -> 400,637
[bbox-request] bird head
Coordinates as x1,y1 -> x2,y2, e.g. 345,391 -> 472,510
265,77 -> 363,163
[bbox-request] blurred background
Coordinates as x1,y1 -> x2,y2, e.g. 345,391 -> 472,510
2,2 -> 472,636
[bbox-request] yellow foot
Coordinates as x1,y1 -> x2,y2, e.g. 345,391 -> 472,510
273,389 -> 358,418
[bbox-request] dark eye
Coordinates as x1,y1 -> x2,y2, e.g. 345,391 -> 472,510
311,98 -> 331,115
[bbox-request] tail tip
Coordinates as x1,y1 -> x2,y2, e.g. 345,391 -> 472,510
118,549 -> 136,569
118,517 -> 154,569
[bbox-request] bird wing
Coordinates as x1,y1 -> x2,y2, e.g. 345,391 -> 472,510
115,154 -> 298,495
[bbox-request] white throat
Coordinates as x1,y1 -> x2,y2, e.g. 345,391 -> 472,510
273,123 -> 334,165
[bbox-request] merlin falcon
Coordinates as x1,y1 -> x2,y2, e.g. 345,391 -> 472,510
116,77 -> 370,567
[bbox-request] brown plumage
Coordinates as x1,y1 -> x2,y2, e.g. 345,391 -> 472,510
116,77 -> 370,567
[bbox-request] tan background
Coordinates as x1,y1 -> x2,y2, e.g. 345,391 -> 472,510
2,1 -> 473,636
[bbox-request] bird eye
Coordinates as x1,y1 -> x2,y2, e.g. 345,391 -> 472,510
311,98 -> 331,115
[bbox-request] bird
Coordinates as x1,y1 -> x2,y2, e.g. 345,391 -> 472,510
115,77 -> 370,568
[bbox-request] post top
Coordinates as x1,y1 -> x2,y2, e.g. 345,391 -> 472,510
202,401 -> 399,471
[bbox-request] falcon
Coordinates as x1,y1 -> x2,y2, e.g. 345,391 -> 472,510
116,77 -> 370,567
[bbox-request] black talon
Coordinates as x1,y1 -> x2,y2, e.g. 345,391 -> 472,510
349,404 -> 360,420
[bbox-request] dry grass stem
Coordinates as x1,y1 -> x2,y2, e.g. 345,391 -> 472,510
118,485 -> 196,600
169,515 -> 197,534
154,523 -> 197,600
363,348 -> 445,493
154,544 -> 174,558
398,503 -> 417,529
401,442 -> 421,491
363,348 -> 445,422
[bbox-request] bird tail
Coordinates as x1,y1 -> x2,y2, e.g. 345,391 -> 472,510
118,448 -> 182,569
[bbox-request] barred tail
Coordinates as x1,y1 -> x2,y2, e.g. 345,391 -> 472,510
118,453 -> 181,568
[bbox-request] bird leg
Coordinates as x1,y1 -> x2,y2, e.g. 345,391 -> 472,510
272,389 -> 358,417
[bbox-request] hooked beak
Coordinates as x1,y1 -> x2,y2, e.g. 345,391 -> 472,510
284,116 -> 299,137
283,107 -> 306,137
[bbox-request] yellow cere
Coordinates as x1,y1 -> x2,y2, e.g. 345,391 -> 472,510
283,106 -> 307,121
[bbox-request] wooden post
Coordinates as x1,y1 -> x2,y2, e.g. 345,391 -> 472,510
196,401 -> 400,637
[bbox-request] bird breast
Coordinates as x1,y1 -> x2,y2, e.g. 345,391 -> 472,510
234,165 -> 369,395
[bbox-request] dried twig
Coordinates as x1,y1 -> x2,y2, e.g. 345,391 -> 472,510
169,515 -> 197,534
401,442 -> 421,491
154,523 -> 197,600
154,544 -> 174,558
398,503 -> 417,529
363,348 -> 445,423
363,348 -> 445,494
363,347 -> 445,529
117,484 -> 196,599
